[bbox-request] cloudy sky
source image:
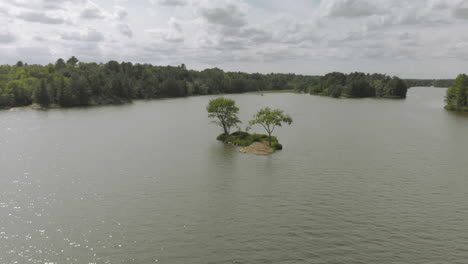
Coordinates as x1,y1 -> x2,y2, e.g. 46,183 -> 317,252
1,0 -> 468,78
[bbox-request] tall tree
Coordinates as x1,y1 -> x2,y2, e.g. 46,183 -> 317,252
35,79 -> 50,107
207,97 -> 241,135
249,107 -> 293,146
66,56 -> 79,66
57,76 -> 72,107
55,58 -> 66,71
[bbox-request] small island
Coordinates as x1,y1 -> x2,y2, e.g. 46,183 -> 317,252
218,132 -> 282,155
207,98 -> 292,155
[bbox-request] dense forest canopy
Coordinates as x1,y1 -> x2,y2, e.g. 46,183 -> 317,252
0,57 -> 320,108
310,72 -> 408,98
0,57 -> 454,109
445,74 -> 468,111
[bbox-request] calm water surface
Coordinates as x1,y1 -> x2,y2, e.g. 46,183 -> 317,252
0,87 -> 467,264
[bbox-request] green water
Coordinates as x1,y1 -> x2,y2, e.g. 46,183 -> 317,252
0,87 -> 467,263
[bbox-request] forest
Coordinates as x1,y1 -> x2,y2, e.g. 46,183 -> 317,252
0,57 -> 320,108
445,74 -> 468,111
310,72 -> 408,98
1,57 -> 450,109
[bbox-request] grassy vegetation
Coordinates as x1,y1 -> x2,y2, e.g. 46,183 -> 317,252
445,105 -> 468,112
217,131 -> 283,150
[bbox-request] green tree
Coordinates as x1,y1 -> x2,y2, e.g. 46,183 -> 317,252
70,72 -> 90,105
8,80 -> 32,106
55,58 -> 66,71
446,74 -> 468,110
34,79 -> 50,107
0,82 -> 14,107
57,76 -> 73,107
207,97 -> 241,135
67,56 -> 79,66
249,107 -> 293,146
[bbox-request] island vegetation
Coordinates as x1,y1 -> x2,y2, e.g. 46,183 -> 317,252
207,98 -> 292,154
310,72 -> 408,98
445,74 -> 468,112
248,107 -> 293,147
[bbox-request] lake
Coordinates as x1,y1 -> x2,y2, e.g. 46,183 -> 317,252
0,87 -> 467,264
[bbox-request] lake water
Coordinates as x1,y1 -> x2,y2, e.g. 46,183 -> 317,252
0,87 -> 467,264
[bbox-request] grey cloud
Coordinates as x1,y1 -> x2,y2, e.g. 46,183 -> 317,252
118,23 -> 133,38
17,11 -> 68,24
147,28 -> 184,42
453,4 -> 468,19
156,0 -> 187,6
146,18 -> 185,43
15,46 -> 53,64
0,5 -> 8,14
61,30 -> 105,42
81,6 -> 106,19
114,6 -> 128,20
324,0 -> 383,18
34,36 -> 47,42
430,0 -> 452,10
42,0 -> 70,9
0,32 -> 16,44
199,2 -> 246,27
70,42 -> 103,62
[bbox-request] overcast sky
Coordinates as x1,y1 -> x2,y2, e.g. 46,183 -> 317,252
1,0 -> 468,78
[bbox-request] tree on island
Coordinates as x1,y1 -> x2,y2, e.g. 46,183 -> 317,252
248,107 -> 293,146
207,97 -> 242,135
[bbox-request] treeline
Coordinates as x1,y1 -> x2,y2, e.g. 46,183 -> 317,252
310,72 -> 408,98
0,57 -> 320,108
445,74 -> 468,111
405,79 -> 454,88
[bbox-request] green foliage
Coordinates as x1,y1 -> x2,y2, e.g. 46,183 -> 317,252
271,142 -> 283,150
249,107 -> 293,146
0,57 -> 326,109
0,57 -> 414,110
216,133 -> 229,141
0,82 -> 14,107
207,97 -> 242,135
34,79 -> 50,107
328,84 -> 343,98
67,56 -> 79,66
217,131 -> 280,148
445,74 -> 468,111
312,72 -> 407,98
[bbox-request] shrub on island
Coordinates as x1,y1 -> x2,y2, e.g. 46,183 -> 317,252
217,131 -> 283,151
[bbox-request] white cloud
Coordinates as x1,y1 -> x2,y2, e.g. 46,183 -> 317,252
62,29 -> 105,42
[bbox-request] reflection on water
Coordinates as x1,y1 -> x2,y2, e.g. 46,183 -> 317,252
1,87 -> 468,264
